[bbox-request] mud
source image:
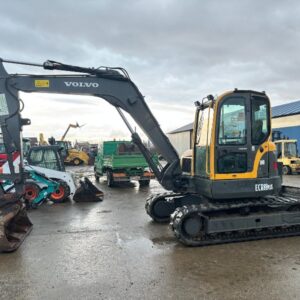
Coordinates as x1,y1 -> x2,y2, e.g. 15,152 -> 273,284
0,168 -> 299,300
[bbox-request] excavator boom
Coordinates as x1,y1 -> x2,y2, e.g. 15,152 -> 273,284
0,58 -> 184,252
0,58 -> 182,191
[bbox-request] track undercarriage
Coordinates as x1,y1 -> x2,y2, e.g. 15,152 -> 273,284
146,186 -> 300,246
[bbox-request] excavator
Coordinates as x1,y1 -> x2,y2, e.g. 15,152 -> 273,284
0,58 -> 300,252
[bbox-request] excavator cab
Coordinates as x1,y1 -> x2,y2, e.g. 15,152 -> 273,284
191,90 -> 280,199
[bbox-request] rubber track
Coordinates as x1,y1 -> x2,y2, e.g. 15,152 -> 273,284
145,192 -> 183,222
171,193 -> 300,246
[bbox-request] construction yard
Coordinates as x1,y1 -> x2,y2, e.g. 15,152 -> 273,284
2,2 -> 300,300
0,168 -> 299,300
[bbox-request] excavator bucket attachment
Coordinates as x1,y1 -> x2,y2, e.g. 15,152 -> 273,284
0,201 -> 33,253
73,177 -> 103,202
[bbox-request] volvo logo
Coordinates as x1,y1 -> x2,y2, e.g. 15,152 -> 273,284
64,81 -> 99,88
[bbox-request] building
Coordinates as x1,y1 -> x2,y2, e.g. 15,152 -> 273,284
168,100 -> 300,155
272,100 -> 300,149
168,123 -> 193,156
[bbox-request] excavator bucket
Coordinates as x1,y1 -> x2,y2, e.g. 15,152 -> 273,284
0,201 -> 33,253
73,177 -> 103,202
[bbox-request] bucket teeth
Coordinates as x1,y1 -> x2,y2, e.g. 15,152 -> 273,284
0,202 -> 33,253
73,177 -> 104,202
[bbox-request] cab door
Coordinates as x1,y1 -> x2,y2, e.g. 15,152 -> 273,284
214,92 -> 270,178
215,95 -> 250,175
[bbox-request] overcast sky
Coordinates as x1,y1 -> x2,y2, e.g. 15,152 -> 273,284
1,0 -> 300,142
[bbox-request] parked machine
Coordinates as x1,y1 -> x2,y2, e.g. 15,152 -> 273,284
272,131 -> 300,175
26,145 -> 103,203
0,137 -> 60,208
94,140 -> 157,187
41,123 -> 89,166
57,123 -> 89,166
55,140 -> 89,165
0,58 -> 300,252
274,139 -> 300,175
26,145 -> 76,202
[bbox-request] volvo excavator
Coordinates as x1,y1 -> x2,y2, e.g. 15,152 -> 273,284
0,58 -> 300,252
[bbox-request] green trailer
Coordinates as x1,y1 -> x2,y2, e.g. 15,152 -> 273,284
94,141 -> 158,187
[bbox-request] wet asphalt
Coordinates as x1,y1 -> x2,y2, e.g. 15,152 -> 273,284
0,168 -> 300,300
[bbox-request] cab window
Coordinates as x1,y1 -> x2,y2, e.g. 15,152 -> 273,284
29,149 -> 43,163
218,98 -> 246,145
29,149 -> 59,170
251,96 -> 269,145
118,143 -> 141,155
284,142 -> 297,157
43,149 -> 59,170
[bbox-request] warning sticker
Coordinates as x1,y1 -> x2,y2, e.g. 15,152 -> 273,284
0,94 -> 9,116
35,80 -> 49,88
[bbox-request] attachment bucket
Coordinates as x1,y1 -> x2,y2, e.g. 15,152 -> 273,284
73,177 -> 103,202
0,201 -> 33,253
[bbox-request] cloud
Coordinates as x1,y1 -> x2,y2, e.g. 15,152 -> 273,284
1,0 -> 300,140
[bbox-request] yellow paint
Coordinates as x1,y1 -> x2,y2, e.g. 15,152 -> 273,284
34,80 -> 49,88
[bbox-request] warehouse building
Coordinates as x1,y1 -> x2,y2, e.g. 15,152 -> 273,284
168,100 -> 300,155
272,100 -> 300,149
168,122 -> 193,156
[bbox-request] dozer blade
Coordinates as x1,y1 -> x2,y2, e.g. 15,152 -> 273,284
73,177 -> 103,202
0,202 -> 33,253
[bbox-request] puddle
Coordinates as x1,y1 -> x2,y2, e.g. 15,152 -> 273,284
151,236 -> 176,245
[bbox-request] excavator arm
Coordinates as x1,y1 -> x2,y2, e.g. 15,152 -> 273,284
0,59 -> 182,191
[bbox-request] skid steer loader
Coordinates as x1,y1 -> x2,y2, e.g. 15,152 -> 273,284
26,145 -> 103,203
0,58 -> 300,251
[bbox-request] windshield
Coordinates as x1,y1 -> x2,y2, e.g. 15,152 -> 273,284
29,149 -> 60,170
284,142 -> 297,157
218,97 -> 246,145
